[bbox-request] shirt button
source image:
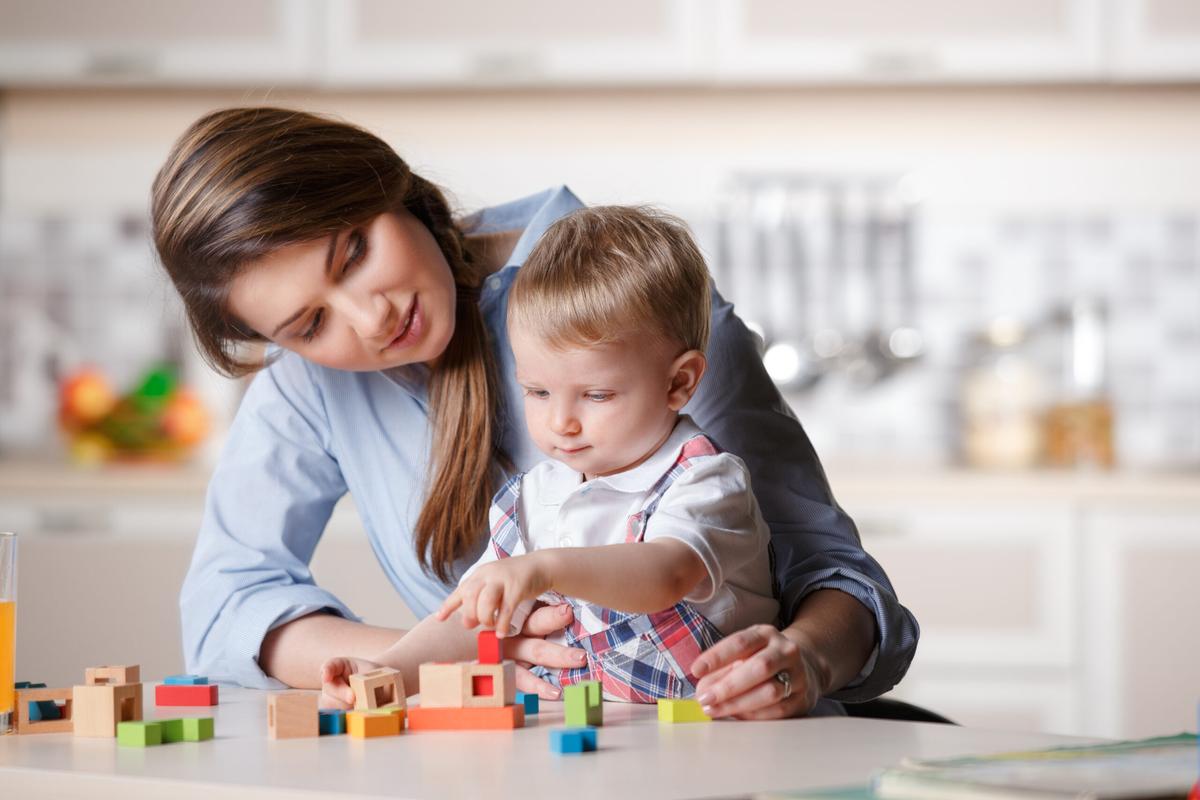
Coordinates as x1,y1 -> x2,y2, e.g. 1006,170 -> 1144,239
486,275 -> 502,291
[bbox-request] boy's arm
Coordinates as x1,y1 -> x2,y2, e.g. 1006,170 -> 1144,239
541,539 -> 708,614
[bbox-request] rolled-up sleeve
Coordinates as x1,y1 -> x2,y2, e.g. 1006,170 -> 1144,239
180,350 -> 358,689
685,285 -> 919,702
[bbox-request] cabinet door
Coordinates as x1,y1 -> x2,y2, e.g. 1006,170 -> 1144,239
322,0 -> 707,87
0,0 -> 318,86
1109,0 -> 1200,80
854,502 -> 1078,667
712,0 -> 1105,83
1082,508 -> 1200,739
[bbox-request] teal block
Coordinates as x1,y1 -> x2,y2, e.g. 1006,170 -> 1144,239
515,691 -> 539,715
164,674 -> 208,686
318,709 -> 346,736
563,681 -> 602,728
118,721 -> 163,748
550,727 -> 597,754
182,717 -> 214,741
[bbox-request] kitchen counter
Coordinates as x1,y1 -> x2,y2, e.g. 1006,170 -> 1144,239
0,685 -> 1104,799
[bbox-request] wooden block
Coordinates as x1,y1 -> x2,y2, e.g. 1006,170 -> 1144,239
73,682 -> 143,737
155,683 -> 218,707
564,681 -> 602,727
318,709 -> 346,736
117,721 -> 162,747
181,717 -> 214,741
346,709 -> 401,738
348,667 -> 405,711
417,662 -> 469,708
15,687 -> 74,734
16,682 -> 61,721
550,727 -> 597,754
657,698 -> 711,724
407,704 -> 524,731
515,691 -> 540,715
463,661 -> 515,708
163,674 -> 208,686
85,665 -> 140,686
267,692 -> 319,739
477,630 -> 501,664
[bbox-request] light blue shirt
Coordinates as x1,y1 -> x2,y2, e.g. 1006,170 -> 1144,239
180,186 -> 918,701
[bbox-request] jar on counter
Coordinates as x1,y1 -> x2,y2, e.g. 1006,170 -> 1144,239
960,317 -> 1047,470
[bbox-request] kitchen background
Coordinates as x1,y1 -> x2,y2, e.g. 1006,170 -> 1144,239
1,0 -> 1198,740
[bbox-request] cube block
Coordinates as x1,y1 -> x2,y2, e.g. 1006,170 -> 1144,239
349,667 -> 405,711
117,721 -> 162,747
418,662 -> 469,708
156,683 -> 218,707
347,709 -> 402,738
657,698 -> 711,724
515,691 -> 539,715
464,661 -> 515,708
73,683 -> 143,738
267,692 -> 319,739
318,709 -> 347,735
564,681 -> 602,727
407,704 -> 524,731
477,630 -> 502,664
182,717 -> 214,741
550,727 -> 598,754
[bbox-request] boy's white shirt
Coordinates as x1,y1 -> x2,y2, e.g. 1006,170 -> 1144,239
462,415 -> 780,640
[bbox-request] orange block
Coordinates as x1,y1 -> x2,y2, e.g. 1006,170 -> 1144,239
407,704 -> 524,731
346,710 -> 402,738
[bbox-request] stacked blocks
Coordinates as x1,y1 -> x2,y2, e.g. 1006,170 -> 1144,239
550,727 -> 598,754
267,692 -> 319,739
117,717 -> 213,748
515,691 -> 539,715
74,664 -> 144,738
407,632 -> 525,731
563,680 -> 603,727
657,698 -> 711,723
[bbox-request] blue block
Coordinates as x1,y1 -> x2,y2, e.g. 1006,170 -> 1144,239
550,727 -> 597,754
515,691 -> 539,715
318,709 -> 346,736
14,681 -> 33,689
164,674 -> 209,686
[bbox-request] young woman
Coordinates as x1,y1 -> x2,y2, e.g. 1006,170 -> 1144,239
152,107 -> 917,719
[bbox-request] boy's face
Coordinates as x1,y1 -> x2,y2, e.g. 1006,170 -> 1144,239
510,328 -> 702,480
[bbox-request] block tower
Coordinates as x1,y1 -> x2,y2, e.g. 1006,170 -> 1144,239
407,630 -> 525,730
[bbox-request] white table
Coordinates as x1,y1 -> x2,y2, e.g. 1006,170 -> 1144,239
0,685 -> 1101,799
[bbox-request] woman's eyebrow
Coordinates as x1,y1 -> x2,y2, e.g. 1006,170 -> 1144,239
270,232 -> 340,337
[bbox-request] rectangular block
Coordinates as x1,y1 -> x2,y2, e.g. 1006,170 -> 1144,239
564,681 -> 602,727
657,698 -> 711,723
73,683 -> 143,737
159,718 -> 186,743
15,687 -> 74,734
117,721 -> 162,747
85,665 -> 140,686
347,709 -> 402,738
407,704 -> 524,731
477,630 -> 501,664
164,674 -> 208,686
318,709 -> 346,736
267,692 -> 319,739
349,667 -> 405,711
156,683 -> 218,707
418,662 -> 469,708
182,717 -> 214,741
550,727 -> 597,754
515,691 -> 540,715
464,661 -> 515,708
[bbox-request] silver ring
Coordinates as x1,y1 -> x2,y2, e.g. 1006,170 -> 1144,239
775,670 -> 792,700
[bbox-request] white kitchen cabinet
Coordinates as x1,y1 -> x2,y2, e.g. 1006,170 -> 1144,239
711,0 -> 1107,83
320,0 -> 708,88
0,0 -> 319,86
1109,0 -> 1200,80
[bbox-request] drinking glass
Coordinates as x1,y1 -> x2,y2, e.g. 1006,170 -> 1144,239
1,532 -> 16,734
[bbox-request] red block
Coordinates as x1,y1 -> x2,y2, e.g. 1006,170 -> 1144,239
477,630 -> 501,664
155,683 -> 219,707
407,704 -> 524,731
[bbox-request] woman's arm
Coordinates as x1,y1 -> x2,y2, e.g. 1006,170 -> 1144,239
259,612 -> 408,689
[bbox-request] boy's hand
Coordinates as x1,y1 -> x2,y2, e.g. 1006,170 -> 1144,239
434,552 -> 552,637
319,656 -> 384,710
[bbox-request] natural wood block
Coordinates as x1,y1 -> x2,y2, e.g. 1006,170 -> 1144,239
477,630 -> 502,664
117,721 -> 162,747
85,665 -> 140,686
72,683 -> 143,737
14,687 -> 74,734
657,698 -> 711,723
267,692 -> 319,739
155,683 -> 218,707
346,709 -> 402,738
407,704 -> 524,731
463,661 -> 515,708
417,662 -> 469,708
348,667 -> 405,711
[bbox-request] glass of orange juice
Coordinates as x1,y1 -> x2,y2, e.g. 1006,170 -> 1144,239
1,532 -> 15,734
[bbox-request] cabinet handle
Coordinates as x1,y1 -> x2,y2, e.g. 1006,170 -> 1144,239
470,50 -> 542,82
859,48 -> 939,78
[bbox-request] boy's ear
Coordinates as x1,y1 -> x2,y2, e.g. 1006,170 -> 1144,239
667,349 -> 707,411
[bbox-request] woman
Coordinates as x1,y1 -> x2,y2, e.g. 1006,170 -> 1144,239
152,107 -> 917,719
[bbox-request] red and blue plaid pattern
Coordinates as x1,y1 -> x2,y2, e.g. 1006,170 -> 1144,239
488,434 -> 724,701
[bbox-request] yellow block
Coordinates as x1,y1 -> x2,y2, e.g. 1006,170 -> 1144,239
347,709 -> 402,738
657,698 -> 711,723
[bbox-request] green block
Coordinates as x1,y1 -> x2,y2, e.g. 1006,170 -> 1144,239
182,717 -> 214,741
117,721 -> 163,748
563,681 -> 602,728
159,718 -> 186,743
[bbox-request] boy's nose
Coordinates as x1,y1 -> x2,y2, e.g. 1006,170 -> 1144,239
550,404 -> 581,436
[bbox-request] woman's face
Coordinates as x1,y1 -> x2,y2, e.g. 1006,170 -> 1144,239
228,210 -> 458,372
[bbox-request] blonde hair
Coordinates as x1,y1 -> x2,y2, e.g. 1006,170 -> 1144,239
151,107 -> 504,582
509,205 -> 711,353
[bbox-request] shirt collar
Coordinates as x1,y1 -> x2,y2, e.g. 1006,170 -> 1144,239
463,185 -> 586,271
538,415 -> 704,504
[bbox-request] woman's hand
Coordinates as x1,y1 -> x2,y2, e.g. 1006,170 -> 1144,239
435,553 -> 552,637
505,602 -> 589,700
319,655 -> 385,710
691,625 -> 826,720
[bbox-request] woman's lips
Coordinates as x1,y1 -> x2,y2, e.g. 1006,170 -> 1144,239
384,299 -> 421,351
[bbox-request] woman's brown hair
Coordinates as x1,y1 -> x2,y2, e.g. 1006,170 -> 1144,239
151,107 -> 501,582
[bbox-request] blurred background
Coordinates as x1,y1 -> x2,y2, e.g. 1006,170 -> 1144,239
0,0 -> 1197,739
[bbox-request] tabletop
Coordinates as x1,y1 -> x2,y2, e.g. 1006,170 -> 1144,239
0,685 -> 1102,799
